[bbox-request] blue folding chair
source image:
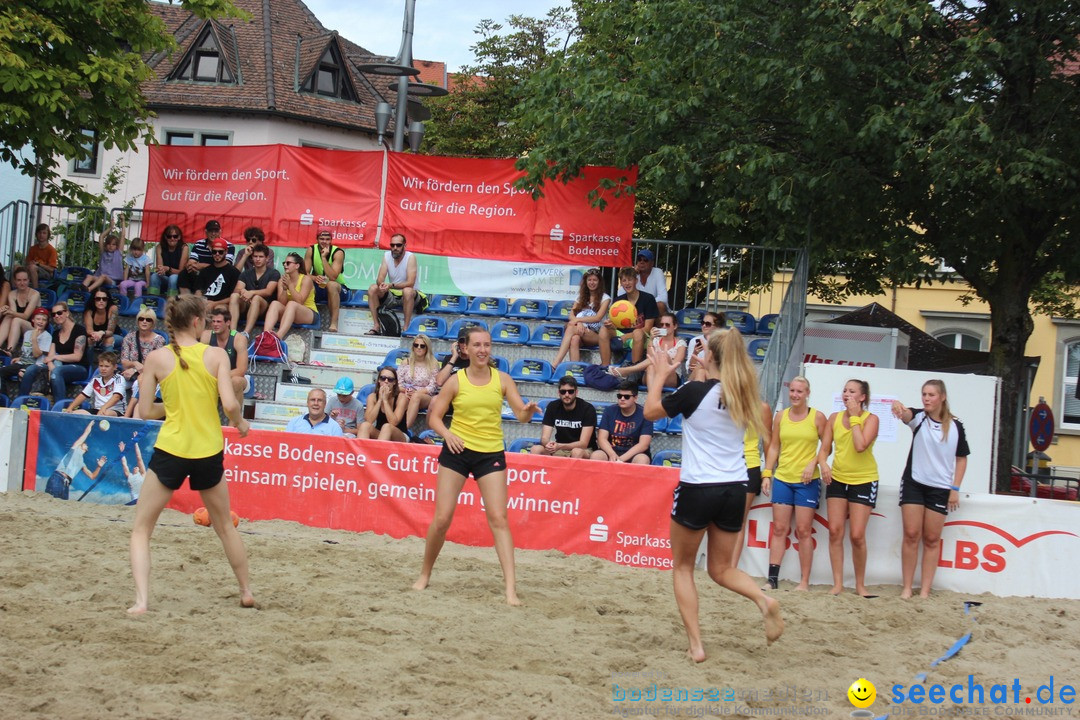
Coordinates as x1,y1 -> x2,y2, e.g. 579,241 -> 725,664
38,288 -> 58,309
548,300 -> 575,320
551,361 -> 588,385
466,296 -> 508,317
427,294 -> 467,314
664,414 -> 683,435
342,289 -> 369,308
10,395 -> 51,411
444,318 -> 488,341
748,338 -> 770,362
652,450 -> 683,468
61,288 -> 91,314
51,398 -> 75,412
510,358 -> 553,384
0,393 -> 8,407
675,307 -> 705,331
724,311 -> 757,335
508,437 -> 541,454
532,398 -> 553,422
507,298 -> 549,319
403,315 -> 448,339
528,323 -> 565,347
491,355 -> 510,373
757,314 -> 779,336
357,383 -> 375,407
382,348 -> 411,367
650,415 -> 668,433
418,429 -> 444,445
490,321 -> 530,345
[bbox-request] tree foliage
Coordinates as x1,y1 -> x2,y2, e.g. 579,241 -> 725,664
423,8 -> 575,158
514,0 -> 1080,488
0,0 -> 246,204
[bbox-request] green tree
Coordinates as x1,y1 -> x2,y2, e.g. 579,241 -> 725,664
515,0 -> 1080,490
423,8 -> 574,158
0,0 -> 245,204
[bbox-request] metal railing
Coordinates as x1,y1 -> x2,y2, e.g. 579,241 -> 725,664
0,200 -> 30,268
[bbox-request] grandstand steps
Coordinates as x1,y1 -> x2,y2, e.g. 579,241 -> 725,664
307,350 -> 383,371
337,308 -> 376,335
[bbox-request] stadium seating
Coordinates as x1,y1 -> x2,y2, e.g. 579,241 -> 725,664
528,323 -> 565,347
341,289 -> 369,308
664,414 -> 683,434
51,398 -> 74,412
402,315 -> 448,339
10,395 -> 50,411
60,288 -> 90,314
533,398 -> 552,422
508,437 -> 541,454
121,294 -> 167,318
382,348 -> 411,368
57,267 -> 92,286
510,358 -> 554,384
650,415 -> 668,434
490,320 -> 530,345
466,296 -> 508,317
491,356 -> 510,373
757,313 -> 779,336
652,450 -> 682,468
547,300 -> 574,320
748,338 -> 770,362
675,307 -> 705,330
427,294 -> 467,314
444,318 -> 488,341
357,383 -> 375,407
417,430 -> 443,445
38,288 -> 57,309
551,361 -> 588,385
724,311 -> 757,335
507,298 -> 549,319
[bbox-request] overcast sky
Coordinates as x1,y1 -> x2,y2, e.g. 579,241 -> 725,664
305,0 -> 569,72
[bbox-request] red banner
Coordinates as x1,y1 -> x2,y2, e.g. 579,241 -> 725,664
144,146 -> 636,266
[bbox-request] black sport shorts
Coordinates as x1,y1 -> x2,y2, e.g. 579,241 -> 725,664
825,479 -> 879,508
438,446 -> 508,480
898,475 -> 949,515
148,448 -> 225,491
671,482 -> 747,532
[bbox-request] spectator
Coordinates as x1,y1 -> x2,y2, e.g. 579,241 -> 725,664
83,218 -> 125,293
152,225 -> 188,296
357,365 -> 410,442
119,306 -> 166,387
367,233 -> 418,336
327,376 -> 363,436
263,252 -> 317,339
285,388 -> 344,437
119,237 -> 153,297
304,228 -> 347,333
65,350 -> 125,416
685,312 -> 723,382
19,303 -> 89,400
83,289 -> 119,353
531,376 -> 596,458
1,267 -> 42,357
228,242 -> 279,335
234,226 -> 276,271
200,307 -> 249,399
0,263 -> 7,313
435,327 -> 471,388
401,333 -> 440,431
614,312 -> 687,388
591,380 -> 653,464
635,249 -> 669,317
26,223 -> 58,289
598,266 -> 659,366
0,306 -> 51,394
180,220 -> 233,294
195,238 -> 241,310
551,268 -> 611,367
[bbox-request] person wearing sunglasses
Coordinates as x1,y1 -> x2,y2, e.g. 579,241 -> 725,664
532,376 -> 596,458
642,328 -> 783,661
180,220 -> 234,295
120,306 -> 165,388
590,380 -> 653,464
285,387 -> 343,437
263,252 -> 317,339
233,226 -> 276,271
357,366 -> 410,442
551,268 -> 611,367
83,290 -> 119,353
686,312 -> 724,382
194,238 -> 242,310
18,304 -> 89,400
366,232 -> 420,336
612,311 -> 686,389
414,327 -> 540,605
400,333 -> 440,431
153,225 -> 188,296
304,228 -> 348,333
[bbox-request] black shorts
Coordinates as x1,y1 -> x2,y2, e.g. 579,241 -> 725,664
746,466 -> 763,496
671,482 -> 747,532
826,479 -> 879,507
899,475 -> 949,515
148,448 -> 225,491
438,446 -> 508,480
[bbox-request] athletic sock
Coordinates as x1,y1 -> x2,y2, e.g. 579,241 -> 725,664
767,564 -> 780,589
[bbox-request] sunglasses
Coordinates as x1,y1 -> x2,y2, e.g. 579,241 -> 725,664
616,393 -> 635,400
211,250 -> 227,256
283,260 -> 297,266
165,233 -> 181,239
659,323 -> 674,328
138,317 -> 154,323
95,296 -> 109,302
701,321 -> 715,327
389,243 -> 404,248
378,375 -> 395,382
412,343 -> 426,349
558,388 -> 576,395
52,310 -> 66,317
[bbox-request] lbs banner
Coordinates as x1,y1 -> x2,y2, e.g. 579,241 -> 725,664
145,145 -> 636,266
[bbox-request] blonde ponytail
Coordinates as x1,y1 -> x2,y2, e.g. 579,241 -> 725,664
709,329 -> 766,438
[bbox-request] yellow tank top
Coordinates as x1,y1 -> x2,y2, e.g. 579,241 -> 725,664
155,343 -> 224,459
451,368 -> 504,452
831,411 -> 878,485
775,407 -> 820,483
744,426 -> 762,469
294,275 -> 318,313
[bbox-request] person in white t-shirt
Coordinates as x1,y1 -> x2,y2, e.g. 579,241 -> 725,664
635,249 -> 669,317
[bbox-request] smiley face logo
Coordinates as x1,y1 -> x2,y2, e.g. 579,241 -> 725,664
848,678 -> 876,708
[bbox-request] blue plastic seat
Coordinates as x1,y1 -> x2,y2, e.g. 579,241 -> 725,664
39,288 -> 57,309
533,398 -> 553,422
403,315 -> 448,339
357,383 -> 375,407
527,323 -> 565,347
11,395 -> 51,411
551,361 -> 588,385
592,401 -> 612,422
507,299 -> 549,319
57,267 -> 92,285
382,348 -> 411,368
491,355 -> 510,374
341,289 -> 369,308
548,300 -> 575,320
757,314 -> 779,336
427,294 -> 467,314
128,294 -> 168,318
724,311 -> 757,335
675,307 -> 705,331
650,415 -> 668,433
51,398 -> 75,412
466,296 -> 508,317
490,321 -> 530,345
444,318 -> 488,341
748,338 -> 770,362
61,288 -> 91,314
418,429 -> 444,445
501,398 -> 520,420
664,414 -> 683,434
510,358 -> 553,384
652,450 -> 683,468
508,437 -> 541,454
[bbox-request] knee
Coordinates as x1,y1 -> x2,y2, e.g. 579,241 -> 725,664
829,526 -> 845,544
485,509 -> 509,531
569,335 -> 581,349
903,528 -> 922,544
771,521 -> 790,537
922,534 -> 941,549
795,524 -> 813,540
529,444 -> 544,455
402,287 -> 416,300
849,530 -> 867,547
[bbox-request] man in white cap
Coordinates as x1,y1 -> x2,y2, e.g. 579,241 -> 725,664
635,248 -> 669,317
326,376 -> 363,436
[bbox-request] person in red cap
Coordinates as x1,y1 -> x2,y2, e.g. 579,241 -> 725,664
0,305 -> 52,394
195,238 -> 241,309
179,220 -> 233,295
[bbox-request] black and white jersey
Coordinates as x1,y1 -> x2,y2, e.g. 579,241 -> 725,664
901,409 -> 970,490
661,380 -> 747,485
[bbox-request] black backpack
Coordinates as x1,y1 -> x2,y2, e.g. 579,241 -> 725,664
377,305 -> 402,337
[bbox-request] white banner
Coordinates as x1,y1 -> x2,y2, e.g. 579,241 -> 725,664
0,409 -> 14,492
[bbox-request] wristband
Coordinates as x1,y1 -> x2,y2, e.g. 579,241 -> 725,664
950,485 -> 961,491
761,469 -> 773,479
848,416 -> 863,427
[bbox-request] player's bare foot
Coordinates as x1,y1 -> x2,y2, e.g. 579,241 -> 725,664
761,578 -> 777,591
412,575 -> 430,591
763,596 -> 784,645
900,588 -> 913,599
240,591 -> 256,608
919,589 -> 932,599
126,602 -> 148,616
505,590 -> 521,606
687,645 -> 706,663
829,585 -> 843,595
794,582 -> 810,591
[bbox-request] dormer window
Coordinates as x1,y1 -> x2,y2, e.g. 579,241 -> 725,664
302,45 -> 356,101
171,27 -> 234,83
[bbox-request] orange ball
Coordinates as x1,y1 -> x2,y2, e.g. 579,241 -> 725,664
230,510 -> 240,527
193,507 -> 211,526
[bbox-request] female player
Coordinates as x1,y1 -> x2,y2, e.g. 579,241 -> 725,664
413,328 -> 539,605
761,376 -> 827,591
127,295 -> 254,614
818,379 -> 880,596
891,379 -> 969,599
643,329 -> 783,661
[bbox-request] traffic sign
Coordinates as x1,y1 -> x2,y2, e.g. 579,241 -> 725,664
1030,401 -> 1055,452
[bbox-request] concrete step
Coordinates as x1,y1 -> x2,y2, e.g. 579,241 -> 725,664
250,420 -> 288,432
308,349 -> 383,371
284,364 -> 375,388
337,308 -> 376,335
320,333 -> 401,355
253,401 -> 306,423
274,382 -> 325,402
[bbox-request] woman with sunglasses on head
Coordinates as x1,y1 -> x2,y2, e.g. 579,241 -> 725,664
262,252 -> 317,339
18,303 -> 90,400
414,327 -> 540,605
0,267 -> 42,357
401,333 -> 441,431
551,268 -> 611,367
357,365 -> 411,442
643,328 -> 783,662
84,290 -> 119,352
686,312 -> 723,382
120,307 -> 166,386
613,311 -> 687,388
153,225 -> 188,297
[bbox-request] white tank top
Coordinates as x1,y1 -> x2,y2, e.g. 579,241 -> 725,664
384,250 -> 413,286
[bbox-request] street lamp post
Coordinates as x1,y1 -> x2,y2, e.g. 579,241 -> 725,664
357,0 -> 448,152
